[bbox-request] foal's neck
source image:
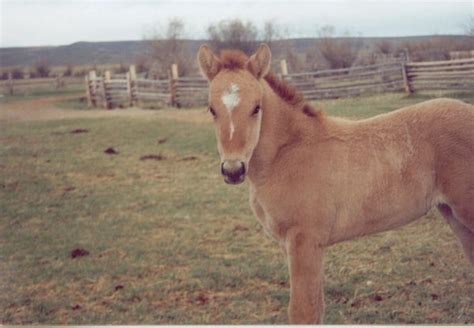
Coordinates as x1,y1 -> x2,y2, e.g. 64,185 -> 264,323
248,80 -> 318,184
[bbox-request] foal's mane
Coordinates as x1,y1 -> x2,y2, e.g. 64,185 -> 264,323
219,49 -> 322,118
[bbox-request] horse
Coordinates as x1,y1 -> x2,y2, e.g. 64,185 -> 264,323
197,43 -> 474,324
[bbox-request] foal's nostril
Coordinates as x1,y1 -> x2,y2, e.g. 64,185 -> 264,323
221,160 -> 246,180
240,162 -> 246,175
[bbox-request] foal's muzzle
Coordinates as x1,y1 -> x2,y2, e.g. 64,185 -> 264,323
221,160 -> 246,184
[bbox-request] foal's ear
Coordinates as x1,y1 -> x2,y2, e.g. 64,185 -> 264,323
197,44 -> 221,81
246,43 -> 272,79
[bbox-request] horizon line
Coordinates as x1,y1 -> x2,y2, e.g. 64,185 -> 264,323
1,33 -> 470,50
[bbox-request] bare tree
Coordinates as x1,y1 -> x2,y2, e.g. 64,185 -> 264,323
399,36 -> 471,62
11,67 -> 24,79
134,55 -> 149,74
463,15 -> 474,36
317,25 -> 358,69
63,64 -> 74,77
375,40 -> 392,54
263,20 -> 283,48
285,45 -> 305,73
113,63 -> 127,74
207,19 -> 258,54
34,59 -> 51,78
147,18 -> 191,78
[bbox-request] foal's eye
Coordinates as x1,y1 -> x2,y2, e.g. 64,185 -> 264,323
252,105 -> 261,116
208,106 -> 217,117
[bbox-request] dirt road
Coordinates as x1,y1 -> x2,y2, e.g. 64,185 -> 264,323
0,95 -> 211,124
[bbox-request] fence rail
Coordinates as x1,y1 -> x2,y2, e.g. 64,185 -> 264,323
84,58 -> 474,109
405,58 -> 474,93
284,61 -> 405,100
2,76 -> 84,96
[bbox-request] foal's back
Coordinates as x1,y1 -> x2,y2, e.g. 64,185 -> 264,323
321,98 -> 474,244
365,98 -> 474,230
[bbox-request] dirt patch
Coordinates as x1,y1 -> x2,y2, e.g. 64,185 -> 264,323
63,186 -> 76,194
140,154 -> 166,161
189,293 -> 209,306
70,248 -> 89,258
104,147 -> 119,155
0,95 -> 214,126
180,156 -> 198,161
70,128 -> 89,134
233,224 -> 249,232
0,95 -> 159,123
371,294 -> 384,302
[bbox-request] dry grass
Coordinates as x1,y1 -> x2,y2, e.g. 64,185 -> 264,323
0,92 -> 473,324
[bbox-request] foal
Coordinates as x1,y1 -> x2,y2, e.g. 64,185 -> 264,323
197,43 -> 474,324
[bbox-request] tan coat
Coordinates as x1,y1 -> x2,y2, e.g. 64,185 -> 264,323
198,43 -> 474,324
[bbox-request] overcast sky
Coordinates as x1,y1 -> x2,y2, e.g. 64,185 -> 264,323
1,0 -> 472,48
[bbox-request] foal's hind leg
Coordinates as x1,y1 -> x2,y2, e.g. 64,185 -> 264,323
438,204 -> 474,266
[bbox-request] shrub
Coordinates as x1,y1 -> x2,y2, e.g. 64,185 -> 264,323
11,67 -> 24,79
63,64 -> 74,77
34,60 -> 51,77
206,18 -> 258,54
318,25 -> 358,69
115,63 -> 128,74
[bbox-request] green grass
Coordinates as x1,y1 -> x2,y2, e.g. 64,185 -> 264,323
1,92 -> 473,324
54,96 -> 89,110
319,91 -> 474,118
0,86 -> 83,104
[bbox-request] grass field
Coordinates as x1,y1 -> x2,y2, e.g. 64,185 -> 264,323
1,92 -> 473,324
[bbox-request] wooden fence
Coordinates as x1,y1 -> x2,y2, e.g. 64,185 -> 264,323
2,76 -> 83,96
405,58 -> 474,93
283,61 -> 406,100
85,57 -> 474,109
85,64 -> 209,109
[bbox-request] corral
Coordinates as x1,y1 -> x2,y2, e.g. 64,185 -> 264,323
82,57 -> 474,109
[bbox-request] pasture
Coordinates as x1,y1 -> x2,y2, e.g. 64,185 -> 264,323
1,92 -> 473,324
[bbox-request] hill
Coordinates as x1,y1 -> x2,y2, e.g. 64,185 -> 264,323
0,35 -> 472,68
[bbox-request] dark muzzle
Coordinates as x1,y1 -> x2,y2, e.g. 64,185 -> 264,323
221,160 -> 246,184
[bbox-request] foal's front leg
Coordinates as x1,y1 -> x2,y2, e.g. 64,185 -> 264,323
286,229 -> 325,324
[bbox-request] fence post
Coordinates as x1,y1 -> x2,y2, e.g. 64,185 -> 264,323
55,75 -> 61,89
279,59 -> 288,79
6,72 -> 14,95
128,65 -> 137,107
403,48 -> 410,63
102,70 -> 111,109
126,72 -> 132,107
85,74 -> 93,107
89,70 -> 97,107
170,63 -> 179,108
401,61 -> 412,94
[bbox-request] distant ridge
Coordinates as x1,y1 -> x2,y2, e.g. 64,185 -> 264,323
0,35 -> 472,67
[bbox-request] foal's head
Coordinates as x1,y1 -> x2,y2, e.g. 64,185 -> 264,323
197,44 -> 272,184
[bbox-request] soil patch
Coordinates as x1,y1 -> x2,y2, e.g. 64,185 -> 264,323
104,147 -> 119,155
70,128 -> 89,134
71,248 -> 90,258
140,154 -> 166,161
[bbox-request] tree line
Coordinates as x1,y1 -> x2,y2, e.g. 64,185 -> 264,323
2,16 -> 473,80
142,17 -> 474,78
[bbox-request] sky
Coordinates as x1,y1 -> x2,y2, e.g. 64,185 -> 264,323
0,0 -> 473,48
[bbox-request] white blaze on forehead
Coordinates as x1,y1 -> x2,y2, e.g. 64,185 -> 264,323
221,83 -> 240,140
221,83 -> 240,111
